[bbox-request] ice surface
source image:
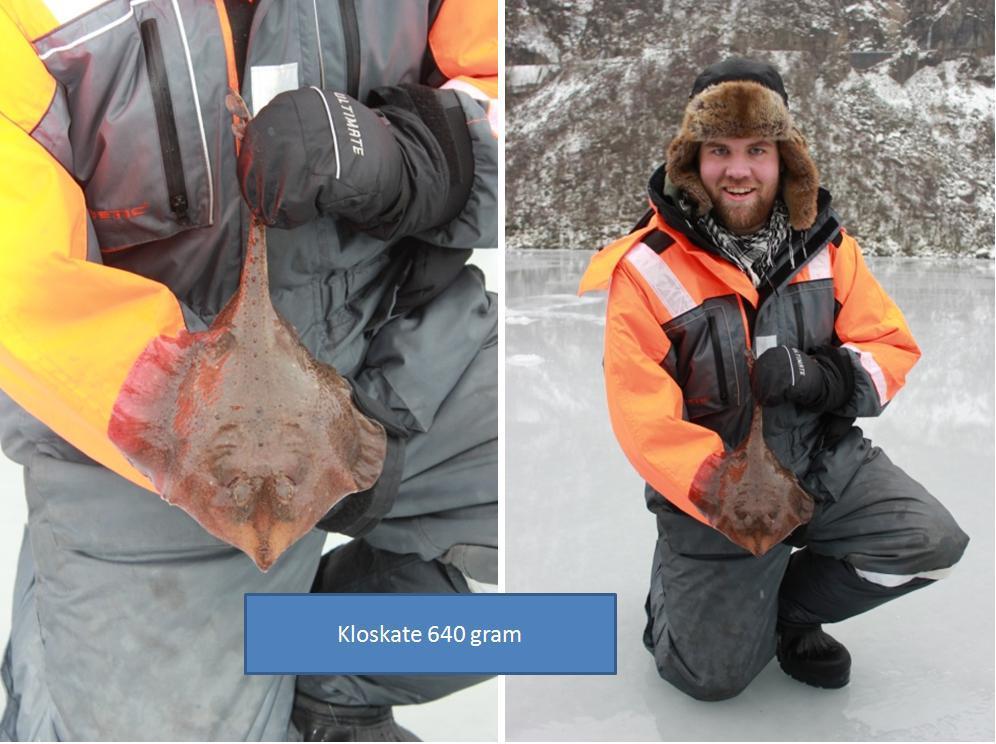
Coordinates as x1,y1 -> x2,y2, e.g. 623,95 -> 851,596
505,250 -> 994,742
508,354 -> 546,367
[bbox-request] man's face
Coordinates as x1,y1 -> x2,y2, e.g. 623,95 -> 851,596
698,137 -> 780,235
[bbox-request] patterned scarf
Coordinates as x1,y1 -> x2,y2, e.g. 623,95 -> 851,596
679,194 -> 791,288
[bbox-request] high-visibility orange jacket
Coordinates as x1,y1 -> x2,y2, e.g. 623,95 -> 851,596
580,165 -> 920,525
0,0 -> 497,491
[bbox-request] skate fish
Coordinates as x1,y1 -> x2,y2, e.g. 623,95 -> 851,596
108,92 -> 386,571
689,362 -> 814,557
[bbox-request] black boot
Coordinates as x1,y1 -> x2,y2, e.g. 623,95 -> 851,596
292,695 -> 420,742
776,623 -> 851,689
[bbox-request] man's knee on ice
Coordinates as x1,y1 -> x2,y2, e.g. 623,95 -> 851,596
649,632 -> 761,702
654,657 -> 755,702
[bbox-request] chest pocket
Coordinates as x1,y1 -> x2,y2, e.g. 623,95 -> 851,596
662,296 -> 745,421
34,1 -> 216,252
761,278 -> 837,354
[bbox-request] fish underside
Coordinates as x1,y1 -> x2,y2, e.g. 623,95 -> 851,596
690,399 -> 815,557
108,93 -> 386,571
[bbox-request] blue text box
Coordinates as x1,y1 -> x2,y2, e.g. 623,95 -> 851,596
244,593 -> 616,675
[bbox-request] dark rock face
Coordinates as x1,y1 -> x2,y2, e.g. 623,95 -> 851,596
507,0 -> 994,257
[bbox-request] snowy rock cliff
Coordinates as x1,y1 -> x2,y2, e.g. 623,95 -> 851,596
507,0 -> 995,256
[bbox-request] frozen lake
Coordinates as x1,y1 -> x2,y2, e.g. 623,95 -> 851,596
505,250 -> 994,741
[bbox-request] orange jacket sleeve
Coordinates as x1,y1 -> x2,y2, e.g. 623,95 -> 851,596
603,258 -> 724,524
831,233 -> 920,416
0,12 -> 185,490
429,0 -> 499,134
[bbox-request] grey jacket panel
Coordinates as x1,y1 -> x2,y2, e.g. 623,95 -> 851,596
661,295 -> 749,437
752,276 -> 839,475
34,1 -> 219,243
17,453 -> 323,741
354,268 -> 496,434
3,530 -> 61,741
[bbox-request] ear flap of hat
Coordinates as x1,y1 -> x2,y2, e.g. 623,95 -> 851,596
665,134 -> 712,217
778,127 -> 819,231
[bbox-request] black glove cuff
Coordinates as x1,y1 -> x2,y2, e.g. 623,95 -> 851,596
811,345 -> 856,411
315,433 -> 404,537
368,84 -> 474,226
314,381 -> 410,537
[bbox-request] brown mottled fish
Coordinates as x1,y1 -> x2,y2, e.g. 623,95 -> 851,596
690,358 -> 815,557
108,92 -> 386,571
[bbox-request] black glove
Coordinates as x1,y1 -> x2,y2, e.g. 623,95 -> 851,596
315,381 -> 410,537
751,345 -> 854,411
237,84 -> 473,237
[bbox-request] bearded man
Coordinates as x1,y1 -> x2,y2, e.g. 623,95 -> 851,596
579,58 -> 968,700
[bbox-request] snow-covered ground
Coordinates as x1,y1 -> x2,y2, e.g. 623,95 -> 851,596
505,250 -> 994,741
0,248 -> 502,743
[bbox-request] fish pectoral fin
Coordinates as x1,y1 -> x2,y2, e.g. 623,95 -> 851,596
108,332 -> 201,480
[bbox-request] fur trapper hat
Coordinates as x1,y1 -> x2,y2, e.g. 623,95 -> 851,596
665,58 -> 820,230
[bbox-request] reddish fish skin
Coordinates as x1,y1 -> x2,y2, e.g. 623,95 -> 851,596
690,401 -> 815,557
109,219 -> 386,571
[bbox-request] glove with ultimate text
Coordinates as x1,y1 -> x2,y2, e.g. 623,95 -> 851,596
237,85 -> 474,238
751,345 -> 854,411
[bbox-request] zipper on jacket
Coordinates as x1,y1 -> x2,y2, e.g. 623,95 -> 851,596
337,0 -> 360,97
707,314 -> 730,404
140,19 -> 190,224
739,296 -> 758,349
793,300 -> 806,351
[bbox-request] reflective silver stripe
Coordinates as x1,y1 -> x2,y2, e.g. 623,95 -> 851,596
624,242 -> 696,317
312,0 -> 326,88
843,343 -> 888,406
755,335 -> 778,356
309,87 -> 341,180
783,346 -> 796,386
170,0 -> 214,224
806,245 -> 832,280
855,566 -> 953,587
38,0 -> 154,61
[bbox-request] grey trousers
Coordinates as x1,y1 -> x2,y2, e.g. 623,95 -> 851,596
643,444 -> 969,701
294,326 -> 498,711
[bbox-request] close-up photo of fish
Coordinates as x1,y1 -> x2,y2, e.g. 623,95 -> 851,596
0,0 -> 498,741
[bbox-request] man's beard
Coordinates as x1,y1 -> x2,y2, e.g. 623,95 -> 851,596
713,194 -> 775,234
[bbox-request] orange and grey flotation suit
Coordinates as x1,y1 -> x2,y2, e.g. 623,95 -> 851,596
580,164 -> 920,525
